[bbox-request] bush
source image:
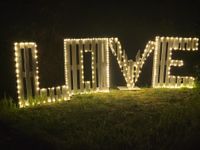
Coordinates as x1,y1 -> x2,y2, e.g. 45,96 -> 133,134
0,97 -> 17,112
194,65 -> 200,88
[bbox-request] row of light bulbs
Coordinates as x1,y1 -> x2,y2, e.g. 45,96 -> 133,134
14,42 -> 40,103
109,38 -> 155,89
15,36 -> 199,107
153,36 -> 198,88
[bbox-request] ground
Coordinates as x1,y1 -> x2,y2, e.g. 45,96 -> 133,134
0,88 -> 200,150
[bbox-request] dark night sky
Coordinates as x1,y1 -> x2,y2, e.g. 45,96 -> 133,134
0,0 -> 200,100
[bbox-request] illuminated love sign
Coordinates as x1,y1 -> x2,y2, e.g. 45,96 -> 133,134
14,36 -> 199,107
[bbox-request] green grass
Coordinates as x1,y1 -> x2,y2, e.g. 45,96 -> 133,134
0,88 -> 200,150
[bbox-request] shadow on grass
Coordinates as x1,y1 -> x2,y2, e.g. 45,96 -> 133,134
0,88 -> 200,150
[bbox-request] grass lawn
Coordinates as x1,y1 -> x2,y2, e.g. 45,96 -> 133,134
0,88 -> 200,150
